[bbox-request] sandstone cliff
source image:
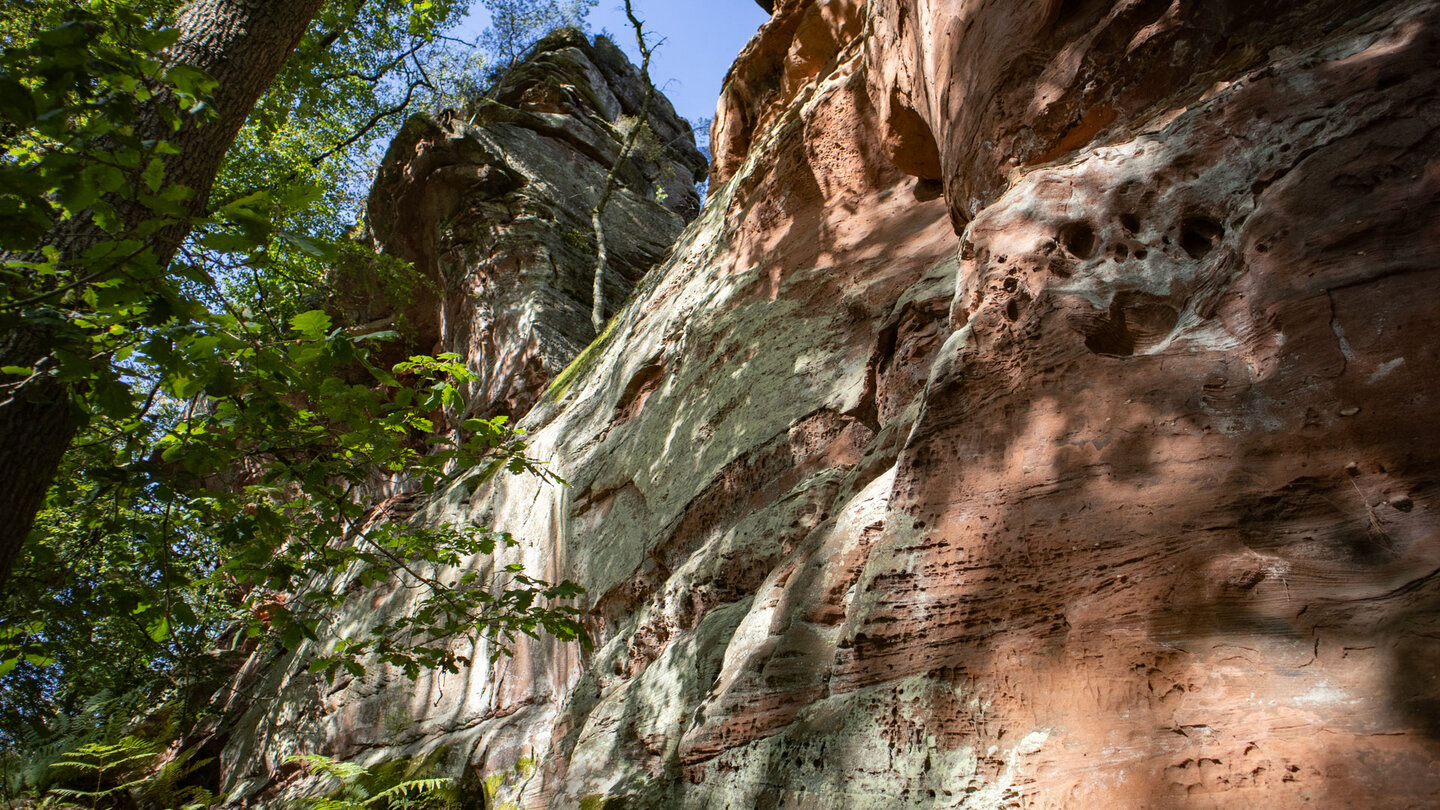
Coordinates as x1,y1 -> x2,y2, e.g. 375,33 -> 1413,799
220,1 -> 1440,807
343,28 -> 705,419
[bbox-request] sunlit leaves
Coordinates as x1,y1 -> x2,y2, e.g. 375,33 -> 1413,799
480,0 -> 596,69
289,309 -> 334,340
0,8 -> 215,257
0,0 -> 591,759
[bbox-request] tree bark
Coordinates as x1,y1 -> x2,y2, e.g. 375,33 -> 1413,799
0,330 -> 78,593
0,0 -> 325,596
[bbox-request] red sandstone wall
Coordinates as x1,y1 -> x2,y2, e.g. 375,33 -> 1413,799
221,2 -> 1440,807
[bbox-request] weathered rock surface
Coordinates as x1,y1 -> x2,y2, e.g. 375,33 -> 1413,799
220,1 -> 1440,807
352,29 -> 705,418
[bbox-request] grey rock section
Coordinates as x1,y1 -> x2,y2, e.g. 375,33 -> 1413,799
214,32 -> 963,801
353,28 -> 706,419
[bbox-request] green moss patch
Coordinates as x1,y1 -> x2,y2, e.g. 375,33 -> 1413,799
543,317 -> 620,403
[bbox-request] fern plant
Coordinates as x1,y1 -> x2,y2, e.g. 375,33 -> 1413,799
286,753 -> 454,809
45,737 -> 157,808
6,721 -> 216,810
4,688 -> 130,803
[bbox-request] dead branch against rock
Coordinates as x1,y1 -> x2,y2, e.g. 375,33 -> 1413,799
590,0 -> 656,335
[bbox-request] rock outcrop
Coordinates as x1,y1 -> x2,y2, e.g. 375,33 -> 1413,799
220,1 -> 1440,807
348,29 -> 705,419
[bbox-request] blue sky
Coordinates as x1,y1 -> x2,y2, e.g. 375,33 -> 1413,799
460,1 -> 771,125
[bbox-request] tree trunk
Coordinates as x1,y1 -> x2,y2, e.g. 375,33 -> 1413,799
0,331 -> 78,592
0,0 -> 324,596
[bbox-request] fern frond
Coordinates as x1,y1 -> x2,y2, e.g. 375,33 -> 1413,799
47,785 -> 117,799
286,753 -> 369,784
362,777 -> 452,805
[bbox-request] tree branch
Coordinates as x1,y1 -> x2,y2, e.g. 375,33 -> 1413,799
308,79 -> 426,168
590,0 -> 657,334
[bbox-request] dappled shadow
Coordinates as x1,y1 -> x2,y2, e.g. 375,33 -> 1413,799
643,3 -> 1440,807
218,2 -> 1440,807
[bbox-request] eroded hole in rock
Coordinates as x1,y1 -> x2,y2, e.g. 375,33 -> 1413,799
1120,212 -> 1142,234
1235,477 -> 1398,565
874,319 -> 900,373
1058,221 -> 1097,259
1179,216 -> 1224,259
913,178 -> 944,201
1134,248 -> 1148,260
886,88 -> 944,179
1005,300 -> 1020,321
1077,291 -> 1180,356
1114,244 -> 1129,260
614,359 -> 666,422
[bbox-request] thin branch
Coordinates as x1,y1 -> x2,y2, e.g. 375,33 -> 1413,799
307,79 -> 427,168
430,32 -> 478,48
0,242 -> 155,314
590,0 -> 658,334
315,38 -> 426,86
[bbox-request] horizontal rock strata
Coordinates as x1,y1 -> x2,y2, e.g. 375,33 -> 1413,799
219,1 -> 1440,807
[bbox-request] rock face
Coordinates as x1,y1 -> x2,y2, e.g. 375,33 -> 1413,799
351,29 -> 705,418
220,2 -> 1440,808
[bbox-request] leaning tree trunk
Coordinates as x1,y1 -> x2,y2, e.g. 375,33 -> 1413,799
0,0 -> 325,595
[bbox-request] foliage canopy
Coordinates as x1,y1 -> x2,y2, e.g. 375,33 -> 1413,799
0,0 -> 601,799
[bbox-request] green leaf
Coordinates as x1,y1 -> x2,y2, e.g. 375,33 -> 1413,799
277,230 -> 334,259
141,28 -> 182,52
141,157 -> 165,193
171,373 -> 203,399
289,309 -> 332,339
36,21 -> 90,48
198,230 -> 257,253
279,621 -> 306,649
93,376 -> 134,418
163,64 -> 217,98
147,616 -> 170,642
173,262 -> 215,285
91,199 -> 121,233
85,163 -> 126,195
57,172 -> 100,215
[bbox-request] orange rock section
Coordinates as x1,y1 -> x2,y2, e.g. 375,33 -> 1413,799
710,0 -> 863,187
864,0 -> 1368,218
669,0 -> 1440,805
219,1 -> 1440,807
